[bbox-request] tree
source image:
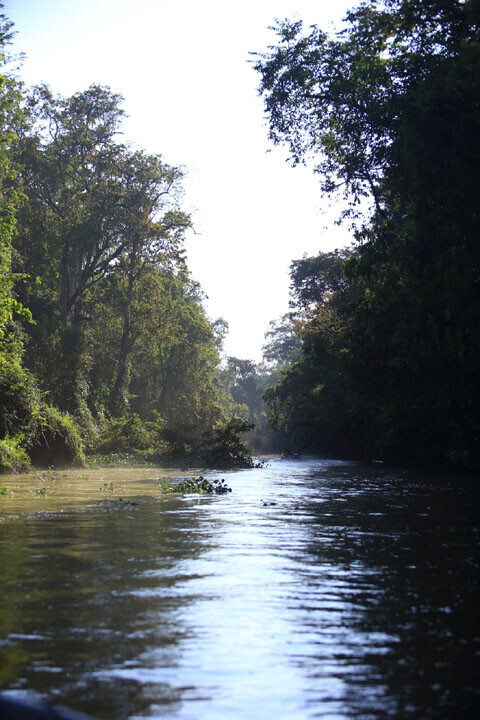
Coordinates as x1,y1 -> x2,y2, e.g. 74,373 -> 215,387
128,269 -> 222,429
0,11 -> 86,470
0,9 -> 29,360
262,312 -> 302,369
105,150 -> 190,414
224,357 -> 259,424
254,0 -> 479,214
263,252 -> 360,455
17,85 -> 129,322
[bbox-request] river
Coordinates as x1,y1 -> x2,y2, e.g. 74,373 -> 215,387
1,458 -> 479,719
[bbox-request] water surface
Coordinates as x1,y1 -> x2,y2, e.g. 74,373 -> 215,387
1,459 -> 479,718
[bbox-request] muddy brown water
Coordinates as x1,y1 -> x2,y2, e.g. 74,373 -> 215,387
1,458 -> 479,719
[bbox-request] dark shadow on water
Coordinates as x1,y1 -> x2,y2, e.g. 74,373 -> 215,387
291,464 -> 480,717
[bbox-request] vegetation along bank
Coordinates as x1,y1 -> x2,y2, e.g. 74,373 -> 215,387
1,0 -> 480,476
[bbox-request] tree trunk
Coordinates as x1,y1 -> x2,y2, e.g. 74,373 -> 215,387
110,270 -> 135,416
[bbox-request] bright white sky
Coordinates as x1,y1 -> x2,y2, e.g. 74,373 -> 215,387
5,0 -> 354,362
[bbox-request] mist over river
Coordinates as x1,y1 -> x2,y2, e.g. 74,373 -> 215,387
1,458 -> 479,719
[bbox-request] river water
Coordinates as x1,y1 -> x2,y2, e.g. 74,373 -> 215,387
1,458 -> 479,719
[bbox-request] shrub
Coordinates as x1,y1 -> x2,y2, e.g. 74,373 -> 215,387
0,357 -> 43,439
199,417 -> 254,468
28,405 -> 86,468
157,422 -> 195,458
0,434 -> 31,473
95,414 -> 158,454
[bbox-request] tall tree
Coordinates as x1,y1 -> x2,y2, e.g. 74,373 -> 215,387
0,9 -> 28,360
17,84 -> 129,323
106,150 -> 190,414
262,312 -> 302,370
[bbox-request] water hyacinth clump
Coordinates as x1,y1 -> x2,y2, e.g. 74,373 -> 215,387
160,476 -> 231,495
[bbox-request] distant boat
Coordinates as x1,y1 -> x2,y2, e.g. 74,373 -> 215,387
281,450 -> 300,459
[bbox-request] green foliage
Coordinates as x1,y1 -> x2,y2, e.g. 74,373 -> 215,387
0,434 -> 30,473
94,414 -> 161,454
10,79 -> 227,459
262,313 -> 302,369
87,453 -> 157,469
122,270 -> 222,428
200,418 -> 254,468
93,413 -> 206,462
13,83 -> 197,418
0,10 -> 89,473
0,7 -> 270,473
28,404 -> 86,468
92,413 -> 255,469
101,481 -> 115,493
161,475 -> 232,495
0,355 -> 85,468
0,11 -> 30,362
256,0 -> 480,470
0,356 -> 43,439
157,422 -> 196,458
224,358 -> 259,424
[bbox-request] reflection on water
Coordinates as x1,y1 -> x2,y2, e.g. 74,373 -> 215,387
1,459 -> 479,719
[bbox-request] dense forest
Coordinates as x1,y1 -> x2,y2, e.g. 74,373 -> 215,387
0,8 -> 279,472
255,0 -> 480,471
1,0 -> 479,474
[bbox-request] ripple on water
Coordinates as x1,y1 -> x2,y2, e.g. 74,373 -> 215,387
1,459 -> 480,719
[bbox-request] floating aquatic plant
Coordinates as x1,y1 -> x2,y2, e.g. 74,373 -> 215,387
101,481 -> 115,493
160,476 -> 231,495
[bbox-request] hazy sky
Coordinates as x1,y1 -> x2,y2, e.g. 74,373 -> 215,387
5,0 -> 355,361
